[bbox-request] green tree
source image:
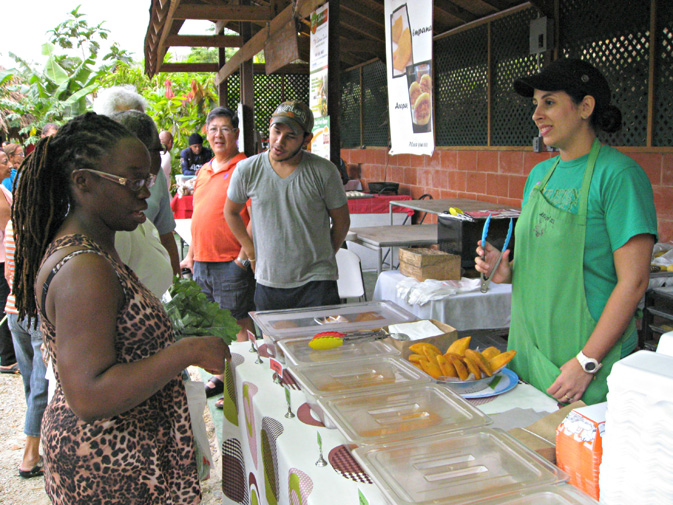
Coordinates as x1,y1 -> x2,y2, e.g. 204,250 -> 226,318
0,6 -> 132,143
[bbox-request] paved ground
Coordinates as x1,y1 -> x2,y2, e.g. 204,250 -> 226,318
0,368 -> 223,505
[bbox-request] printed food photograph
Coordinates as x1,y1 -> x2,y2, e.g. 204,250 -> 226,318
390,6 -> 412,76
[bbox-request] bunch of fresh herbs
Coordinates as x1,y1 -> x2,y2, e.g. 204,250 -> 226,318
163,277 -> 240,344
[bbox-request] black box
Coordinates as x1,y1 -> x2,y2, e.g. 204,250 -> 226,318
438,216 -> 516,270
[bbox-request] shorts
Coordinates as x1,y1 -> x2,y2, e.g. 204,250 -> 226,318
254,280 -> 340,311
193,260 -> 256,320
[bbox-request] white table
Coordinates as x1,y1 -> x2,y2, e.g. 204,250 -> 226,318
174,218 -> 191,259
217,341 -> 558,505
373,270 -> 512,331
348,224 -> 439,275
347,211 -> 408,271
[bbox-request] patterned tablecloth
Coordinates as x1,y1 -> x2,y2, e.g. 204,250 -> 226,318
219,341 -> 559,505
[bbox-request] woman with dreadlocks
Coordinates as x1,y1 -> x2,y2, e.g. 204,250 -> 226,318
12,112 -> 230,504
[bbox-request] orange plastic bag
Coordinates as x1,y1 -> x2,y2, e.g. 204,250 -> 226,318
555,403 -> 607,500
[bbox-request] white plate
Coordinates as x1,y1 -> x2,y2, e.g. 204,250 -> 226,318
461,368 -> 518,399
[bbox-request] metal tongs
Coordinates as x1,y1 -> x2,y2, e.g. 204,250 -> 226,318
480,215 -> 513,293
340,329 -> 410,342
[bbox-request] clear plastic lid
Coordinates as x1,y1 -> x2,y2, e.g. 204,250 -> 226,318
352,428 -> 568,505
289,356 -> 430,398
278,337 -> 400,367
478,485 -> 599,504
318,382 -> 491,445
250,301 -> 418,341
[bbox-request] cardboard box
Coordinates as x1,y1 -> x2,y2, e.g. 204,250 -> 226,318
555,402 -> 607,500
399,247 -> 461,281
384,319 -> 458,359
508,401 -> 584,464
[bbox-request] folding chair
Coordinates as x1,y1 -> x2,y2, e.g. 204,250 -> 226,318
336,248 -> 367,302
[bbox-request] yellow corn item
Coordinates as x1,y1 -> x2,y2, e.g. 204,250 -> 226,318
465,348 -> 493,377
436,354 -> 457,378
419,358 -> 442,379
446,336 -> 471,356
447,353 -> 469,381
488,350 -> 516,373
480,346 -> 501,361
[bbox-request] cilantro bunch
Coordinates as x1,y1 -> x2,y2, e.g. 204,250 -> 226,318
163,277 -> 240,344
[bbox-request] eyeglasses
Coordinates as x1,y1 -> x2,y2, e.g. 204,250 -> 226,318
207,126 -> 236,135
79,168 -> 156,192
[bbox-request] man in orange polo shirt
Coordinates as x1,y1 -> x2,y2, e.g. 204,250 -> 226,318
179,107 -> 255,398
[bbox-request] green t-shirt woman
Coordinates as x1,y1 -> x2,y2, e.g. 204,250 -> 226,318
476,59 -> 657,404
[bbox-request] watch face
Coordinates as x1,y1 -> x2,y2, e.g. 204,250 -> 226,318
585,362 -> 596,371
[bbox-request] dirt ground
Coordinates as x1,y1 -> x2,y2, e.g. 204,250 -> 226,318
0,368 -> 223,505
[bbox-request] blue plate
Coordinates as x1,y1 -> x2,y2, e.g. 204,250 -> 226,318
462,368 -> 518,399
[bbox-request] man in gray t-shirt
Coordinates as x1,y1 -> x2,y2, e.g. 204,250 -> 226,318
225,101 -> 350,310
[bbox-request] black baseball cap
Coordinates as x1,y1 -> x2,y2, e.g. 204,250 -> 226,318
514,58 -> 611,108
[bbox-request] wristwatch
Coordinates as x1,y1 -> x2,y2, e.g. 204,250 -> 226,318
576,351 -> 602,374
237,257 -> 250,268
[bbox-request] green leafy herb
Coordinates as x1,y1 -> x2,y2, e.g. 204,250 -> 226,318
163,277 -> 240,344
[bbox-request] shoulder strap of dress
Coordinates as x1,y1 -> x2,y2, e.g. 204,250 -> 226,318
40,249 -> 107,320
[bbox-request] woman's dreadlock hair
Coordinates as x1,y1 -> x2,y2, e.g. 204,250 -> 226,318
12,112 -> 134,320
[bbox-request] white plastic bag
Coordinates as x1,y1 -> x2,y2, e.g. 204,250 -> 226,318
183,379 -> 213,480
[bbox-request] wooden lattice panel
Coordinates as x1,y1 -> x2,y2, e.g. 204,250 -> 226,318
560,0 -> 650,146
362,61 -> 389,147
224,73 -> 309,139
435,25 -> 488,146
654,3 -> 673,146
491,7 -> 541,147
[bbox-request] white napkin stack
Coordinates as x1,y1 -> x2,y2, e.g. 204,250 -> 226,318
599,338 -> 673,504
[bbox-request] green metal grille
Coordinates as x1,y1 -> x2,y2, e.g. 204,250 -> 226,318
435,25 -> 488,146
653,1 -> 673,146
362,60 -> 389,147
491,7 -> 541,147
559,0 -> 650,146
340,69 -> 362,148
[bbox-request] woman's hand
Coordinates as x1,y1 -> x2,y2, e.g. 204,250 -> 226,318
547,357 -> 594,403
182,336 -> 231,375
474,240 -> 512,284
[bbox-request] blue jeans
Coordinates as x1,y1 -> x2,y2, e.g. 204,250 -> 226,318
193,260 -> 255,320
9,314 -> 48,437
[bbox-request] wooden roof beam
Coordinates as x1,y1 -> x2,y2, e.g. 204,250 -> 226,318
433,0 -> 478,24
339,10 -> 385,41
173,4 -> 272,22
214,0 -> 325,85
165,34 -> 243,47
341,3 -> 384,30
158,62 -> 308,75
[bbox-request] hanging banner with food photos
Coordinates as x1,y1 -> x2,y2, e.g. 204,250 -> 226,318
385,0 -> 434,155
309,2 -> 329,120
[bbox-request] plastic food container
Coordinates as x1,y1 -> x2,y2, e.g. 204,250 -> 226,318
317,382 -> 491,445
288,356 -> 430,428
249,300 -> 417,358
352,428 -> 569,505
278,337 -> 400,367
478,485 -> 599,504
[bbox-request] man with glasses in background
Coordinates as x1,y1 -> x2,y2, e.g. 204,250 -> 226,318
180,107 -> 255,402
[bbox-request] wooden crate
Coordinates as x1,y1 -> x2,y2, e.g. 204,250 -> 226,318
399,247 -> 461,281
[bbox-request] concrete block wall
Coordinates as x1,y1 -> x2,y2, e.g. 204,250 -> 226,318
342,147 -> 673,242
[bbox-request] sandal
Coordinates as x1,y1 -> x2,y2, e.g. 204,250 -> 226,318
19,458 -> 44,479
204,376 -> 224,398
0,363 -> 19,374
215,397 -> 224,410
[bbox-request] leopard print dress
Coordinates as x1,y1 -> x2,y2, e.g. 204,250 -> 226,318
39,234 -> 200,504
